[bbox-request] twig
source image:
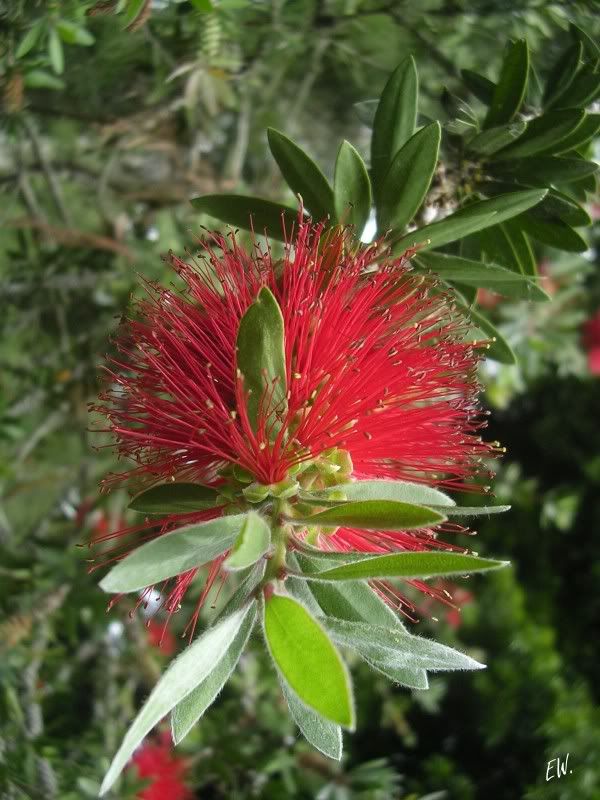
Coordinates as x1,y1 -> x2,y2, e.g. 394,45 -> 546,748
20,116 -> 73,227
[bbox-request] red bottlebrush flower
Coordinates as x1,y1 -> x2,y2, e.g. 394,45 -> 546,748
131,731 -> 192,800
582,309 -> 600,376
93,221 -> 496,625
147,619 -> 177,656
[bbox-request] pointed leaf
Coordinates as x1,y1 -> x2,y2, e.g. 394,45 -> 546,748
307,551 -> 508,582
333,140 -> 371,233
264,594 -> 354,728
288,500 -> 446,531
461,69 -> 495,104
171,600 -> 257,744
99,514 -> 247,593
466,305 -> 516,365
99,604 -> 253,796
190,194 -> 299,240
377,122 -> 441,233
414,252 -> 548,301
236,286 -> 287,433
484,40 -> 529,128
223,512 -> 271,571
16,22 -> 43,59
280,679 -> 342,760
467,122 -> 526,156
496,109 -> 586,159
213,560 -> 266,622
129,483 -> 219,514
519,215 -> 588,252
390,190 -> 546,255
490,157 -> 598,186
315,479 -> 455,508
569,22 -> 600,60
368,661 -> 429,689
554,114 -> 600,156
543,41 -> 583,109
267,128 -> 334,221
48,27 -> 64,75
371,57 -> 418,199
430,504 -> 511,516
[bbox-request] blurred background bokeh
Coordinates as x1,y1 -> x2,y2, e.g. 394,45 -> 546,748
1,2 -> 599,798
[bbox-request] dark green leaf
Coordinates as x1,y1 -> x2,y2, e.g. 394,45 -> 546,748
543,42 -> 583,108
466,304 -> 516,364
414,252 -> 548,301
171,600 -> 257,744
490,157 -> 598,186
496,109 -> 586,159
519,215 -> 588,253
569,22 -> 600,60
123,0 -> 147,26
129,483 -> 219,514
99,604 -> 253,796
552,64 -> 600,110
554,114 -> 600,156
288,500 -> 446,531
267,128 -> 334,222
502,220 -> 537,276
307,551 -> 508,582
371,57 -> 418,200
264,594 -> 354,728
390,189 -> 546,255
377,122 -> 441,233
333,141 -> 372,233
280,679 -> 342,760
190,194 -> 299,240
529,189 -> 591,227
236,286 -> 287,433
484,39 -> 529,128
99,514 -> 248,593
461,69 -> 495,104
223,512 -> 271,571
467,122 -> 526,156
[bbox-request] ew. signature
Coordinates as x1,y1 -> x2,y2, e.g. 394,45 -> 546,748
546,753 -> 572,781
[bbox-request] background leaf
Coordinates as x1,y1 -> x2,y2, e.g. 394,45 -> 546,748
484,39 -> 529,128
129,483 -> 219,514
191,194 -> 299,239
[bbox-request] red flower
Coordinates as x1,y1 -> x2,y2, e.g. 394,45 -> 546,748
147,619 -> 177,656
131,731 -> 192,800
94,222 -> 495,625
582,310 -> 600,376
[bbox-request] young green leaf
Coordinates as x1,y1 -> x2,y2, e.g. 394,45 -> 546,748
390,189 -> 546,255
495,109 -> 586,159
190,194 -> 299,240
99,604 -> 253,796
371,56 -> 418,199
16,22 -> 44,59
99,514 -> 248,593
171,599 -> 257,744
48,27 -> 64,75
333,141 -> 372,233
56,20 -> 95,46
280,678 -> 342,760
129,482 -> 219,514
263,594 -> 354,728
267,128 -> 334,222
236,286 -> 287,433
484,39 -> 529,128
315,479 -> 455,508
307,551 -> 508,582
223,512 -> 271,571
288,500 -> 446,531
414,252 -> 548,301
377,122 -> 441,234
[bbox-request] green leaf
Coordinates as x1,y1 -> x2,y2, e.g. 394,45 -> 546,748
56,20 -> 95,46
391,189 -> 547,255
543,42 -> 583,109
369,661 -> 429,688
236,286 -> 287,433
461,69 -> 495,105
333,141 -> 371,233
569,22 -> 600,61
314,479 -> 455,508
429,504 -> 511,516
371,57 -> 418,200
223,512 -> 271,571
99,604 -> 253,796
530,189 -> 591,228
519,215 -> 588,253
16,22 -> 44,59
99,514 -> 248,593
377,122 -> 441,233
495,110 -> 586,159
467,122 -> 526,156
280,679 -> 342,760
48,28 -> 64,75
267,128 -> 334,222
554,114 -> 600,156
171,600 -> 257,744
213,560 -> 266,622
288,500 -> 446,531
466,305 -> 516,365
501,220 -> 537,276
551,64 -> 600,110
123,0 -> 147,26
490,156 -> 598,187
190,0 -> 215,11
484,40 -> 529,128
264,594 -> 354,728
190,194 -> 299,240
306,551 -> 508,582
24,70 -> 65,90
322,618 -> 485,671
129,482 -> 219,514
414,252 -> 548,301
296,554 -> 408,630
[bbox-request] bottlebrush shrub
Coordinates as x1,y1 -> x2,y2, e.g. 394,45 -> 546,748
93,221 -> 511,795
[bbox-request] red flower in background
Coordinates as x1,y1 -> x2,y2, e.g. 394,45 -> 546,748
93,221 -> 496,626
131,731 -> 192,800
583,310 -> 600,375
